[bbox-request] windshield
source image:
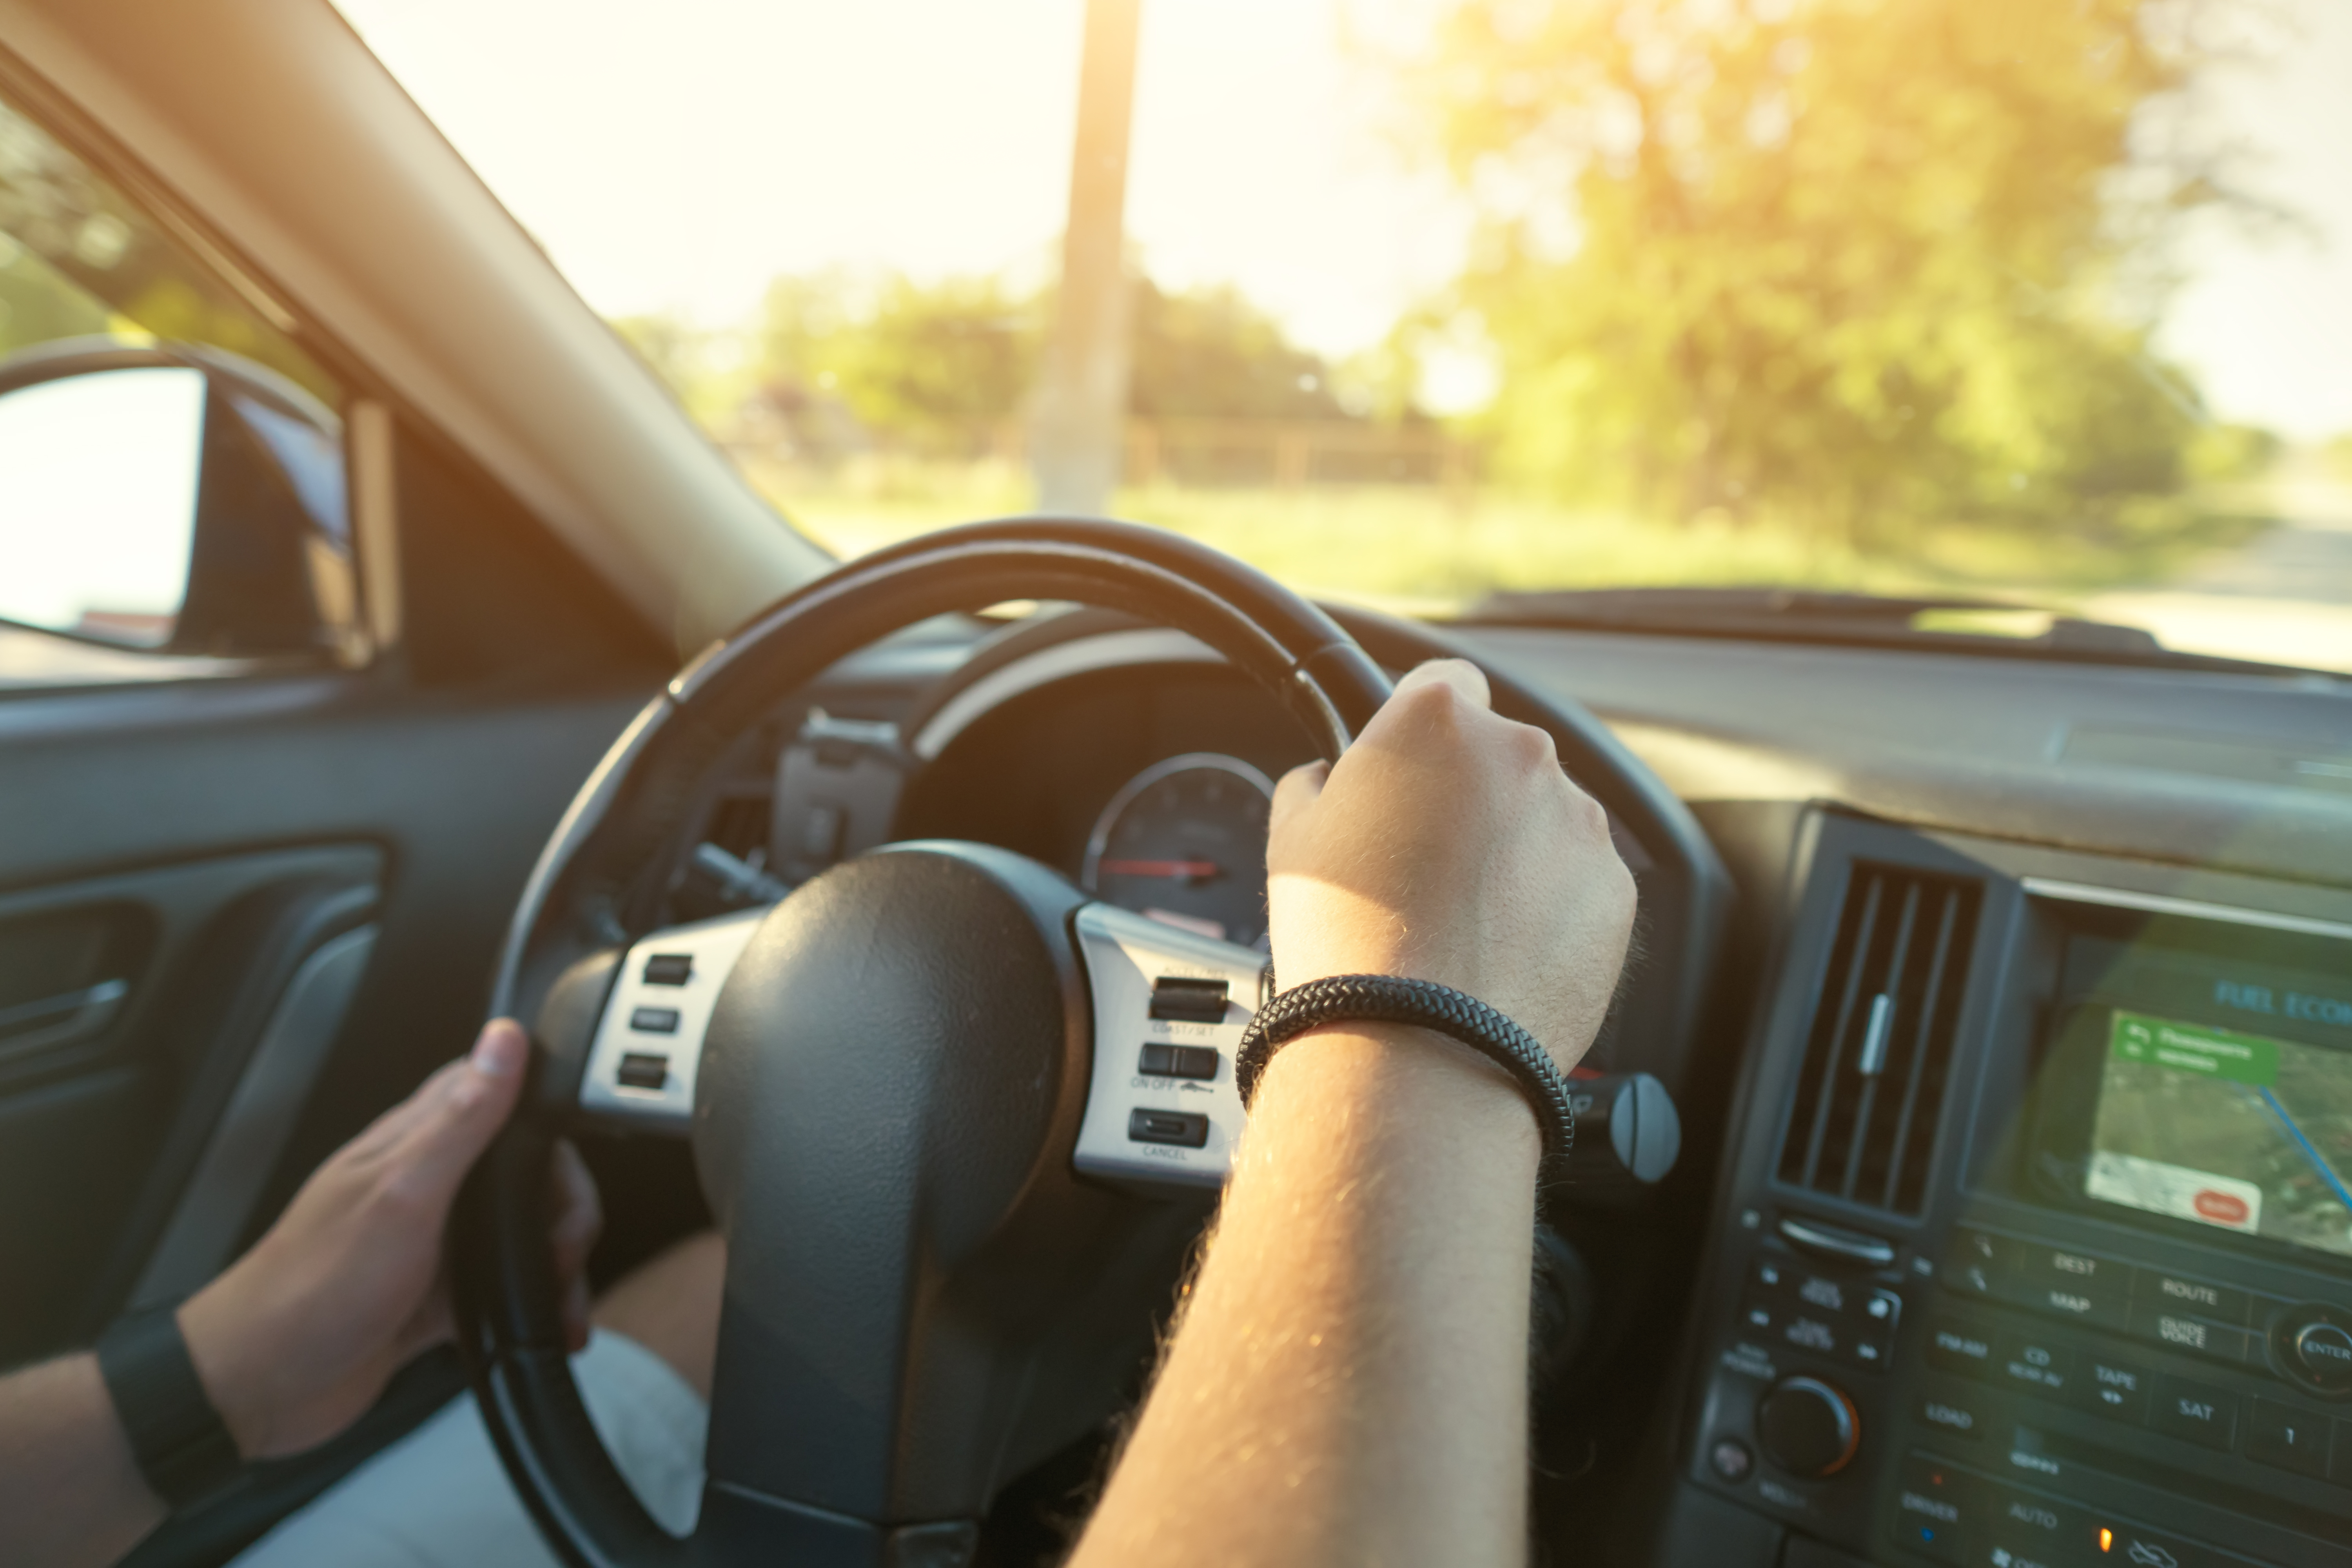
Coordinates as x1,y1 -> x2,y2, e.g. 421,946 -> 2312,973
337,0 -> 2351,673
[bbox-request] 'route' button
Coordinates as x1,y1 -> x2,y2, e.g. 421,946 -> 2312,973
2133,1266 -> 2251,1328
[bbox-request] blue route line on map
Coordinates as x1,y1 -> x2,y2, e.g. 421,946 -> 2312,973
2246,1083 -> 2352,1216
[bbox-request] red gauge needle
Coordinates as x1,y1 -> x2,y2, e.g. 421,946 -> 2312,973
1098,858 -> 1220,878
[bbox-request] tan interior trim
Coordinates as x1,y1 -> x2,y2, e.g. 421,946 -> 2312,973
350,399 -> 402,653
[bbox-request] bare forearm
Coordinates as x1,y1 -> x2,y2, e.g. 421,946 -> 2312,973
1075,1024 -> 1540,1567
0,1353 -> 163,1568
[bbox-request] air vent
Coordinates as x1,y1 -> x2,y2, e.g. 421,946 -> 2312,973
1778,862 -> 1981,1215
704,793 -> 772,864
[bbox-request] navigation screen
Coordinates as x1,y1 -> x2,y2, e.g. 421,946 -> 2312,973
2087,1009 -> 2352,1261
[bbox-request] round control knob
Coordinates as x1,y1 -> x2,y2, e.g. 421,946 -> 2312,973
1756,1375 -> 1861,1478
2288,1318 -> 2352,1394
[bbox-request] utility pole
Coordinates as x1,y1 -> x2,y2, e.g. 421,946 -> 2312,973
1029,0 -> 1142,516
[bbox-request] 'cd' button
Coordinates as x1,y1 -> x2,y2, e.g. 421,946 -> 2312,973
1991,1329 -> 2073,1399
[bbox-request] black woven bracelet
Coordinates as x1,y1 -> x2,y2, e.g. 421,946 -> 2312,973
1236,975 -> 1574,1180
95,1301 -> 244,1511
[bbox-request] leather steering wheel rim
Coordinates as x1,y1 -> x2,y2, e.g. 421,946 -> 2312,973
453,518 -> 1392,1568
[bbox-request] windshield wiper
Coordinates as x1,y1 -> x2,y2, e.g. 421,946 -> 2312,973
1456,586 -> 2247,666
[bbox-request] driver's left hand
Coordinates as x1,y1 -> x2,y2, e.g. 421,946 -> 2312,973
175,1019 -> 599,1460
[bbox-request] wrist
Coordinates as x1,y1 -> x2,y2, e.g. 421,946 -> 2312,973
176,1277 -> 274,1460
1254,1020 -> 1541,1171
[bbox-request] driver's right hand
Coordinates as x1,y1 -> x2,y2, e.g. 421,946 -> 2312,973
1264,658 -> 1637,1076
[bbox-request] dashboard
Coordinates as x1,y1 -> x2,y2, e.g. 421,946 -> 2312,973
647,604 -> 2352,1568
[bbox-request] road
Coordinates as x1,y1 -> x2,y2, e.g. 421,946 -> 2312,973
2086,450 -> 2352,671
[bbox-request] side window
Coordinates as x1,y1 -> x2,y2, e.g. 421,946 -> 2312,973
0,87 -> 363,688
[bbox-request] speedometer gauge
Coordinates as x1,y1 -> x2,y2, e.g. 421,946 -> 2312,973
1082,753 -> 1276,948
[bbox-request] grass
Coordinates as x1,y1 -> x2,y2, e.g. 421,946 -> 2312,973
733,452 -> 2275,616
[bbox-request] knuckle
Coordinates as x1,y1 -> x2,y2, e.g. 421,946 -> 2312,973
1504,721 -> 1556,771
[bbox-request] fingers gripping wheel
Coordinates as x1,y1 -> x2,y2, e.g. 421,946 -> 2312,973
453,520 -> 1390,1568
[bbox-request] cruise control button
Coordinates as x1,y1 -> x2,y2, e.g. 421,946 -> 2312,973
2245,1398 -> 2331,1479
616,1052 -> 668,1090
628,1006 -> 681,1034
2134,1267 -> 2251,1328
2066,1355 -> 2152,1426
2149,1375 -> 2238,1452
1126,1108 -> 1210,1147
1992,1328 -> 2073,1398
1137,1043 -> 1219,1080
2129,1302 -> 2259,1366
641,953 -> 693,985
1147,976 -> 1229,1023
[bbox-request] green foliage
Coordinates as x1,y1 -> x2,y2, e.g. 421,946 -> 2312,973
2323,434 -> 2352,482
628,268 -> 1383,453
2182,421 -> 2281,485
787,273 -> 1038,446
0,98 -> 336,401
1406,0 -> 2237,541
1128,279 -> 1346,420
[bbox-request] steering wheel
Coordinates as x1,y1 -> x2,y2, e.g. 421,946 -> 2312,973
454,519 -> 1394,1567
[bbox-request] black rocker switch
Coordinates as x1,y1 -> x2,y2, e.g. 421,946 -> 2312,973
1128,1109 -> 1211,1148
1148,976 -> 1229,1024
643,953 -> 693,986
617,1053 -> 670,1091
1138,1044 -> 1220,1080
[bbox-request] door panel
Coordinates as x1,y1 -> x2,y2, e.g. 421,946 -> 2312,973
1,422 -> 672,1370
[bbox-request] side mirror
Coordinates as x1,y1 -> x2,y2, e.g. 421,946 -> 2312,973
0,337 -> 363,665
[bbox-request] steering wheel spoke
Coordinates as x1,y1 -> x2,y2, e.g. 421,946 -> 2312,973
1070,902 -> 1265,1191
573,908 -> 767,1135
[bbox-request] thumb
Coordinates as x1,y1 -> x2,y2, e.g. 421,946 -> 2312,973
1390,657 -> 1492,710
386,1019 -> 530,1210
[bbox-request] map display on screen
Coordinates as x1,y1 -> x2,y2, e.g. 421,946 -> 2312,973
2087,1009 -> 2352,1261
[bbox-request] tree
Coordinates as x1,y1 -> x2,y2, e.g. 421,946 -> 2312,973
754,271 -> 1038,456
1127,279 -> 1348,421
1403,0 -> 2245,539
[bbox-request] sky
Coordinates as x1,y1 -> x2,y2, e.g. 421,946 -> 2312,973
334,0 -> 2352,439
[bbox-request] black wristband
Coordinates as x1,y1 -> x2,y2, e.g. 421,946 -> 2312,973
1236,974 -> 1575,1181
95,1302 -> 244,1511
